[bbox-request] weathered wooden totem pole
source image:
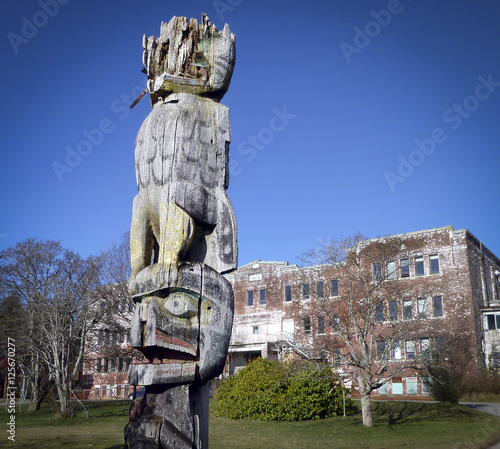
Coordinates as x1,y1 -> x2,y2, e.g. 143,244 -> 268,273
125,14 -> 237,449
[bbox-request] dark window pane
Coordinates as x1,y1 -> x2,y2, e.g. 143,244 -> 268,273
400,258 -> 409,277
430,255 -> 440,274
376,304 -> 384,322
487,315 -> 496,330
389,301 -> 398,320
403,300 -> 412,319
415,257 -> 424,276
303,283 -> 310,299
373,263 -> 382,281
377,341 -> 386,359
304,316 -> 311,334
318,316 -> 325,334
247,291 -> 253,306
433,296 -> 443,317
259,289 -> 266,305
331,279 -> 339,296
285,285 -> 292,302
317,281 -> 324,298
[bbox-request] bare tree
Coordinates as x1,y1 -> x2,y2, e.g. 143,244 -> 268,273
93,232 -> 135,364
299,234 -> 421,427
0,239 -> 104,416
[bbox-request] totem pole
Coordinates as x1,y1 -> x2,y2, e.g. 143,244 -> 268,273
125,14 -> 237,449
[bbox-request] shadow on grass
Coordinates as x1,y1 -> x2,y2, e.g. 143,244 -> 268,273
371,400 -> 485,426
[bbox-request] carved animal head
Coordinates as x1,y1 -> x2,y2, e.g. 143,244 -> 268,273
142,13 -> 235,105
128,262 -> 234,386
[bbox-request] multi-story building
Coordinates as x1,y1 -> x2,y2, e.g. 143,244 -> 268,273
226,226 -> 500,398
80,296 -> 135,400
80,225 -> 500,400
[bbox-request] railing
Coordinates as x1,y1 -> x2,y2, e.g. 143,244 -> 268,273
229,330 -> 313,359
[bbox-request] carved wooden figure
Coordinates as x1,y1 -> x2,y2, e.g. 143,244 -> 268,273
125,14 -> 236,449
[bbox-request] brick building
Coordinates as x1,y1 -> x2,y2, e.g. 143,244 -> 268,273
80,297 -> 135,400
226,226 -> 500,398
81,225 -> 500,400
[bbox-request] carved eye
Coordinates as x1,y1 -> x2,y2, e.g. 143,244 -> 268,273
164,292 -> 198,319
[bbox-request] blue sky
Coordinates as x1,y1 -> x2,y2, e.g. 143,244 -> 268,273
1,0 -> 499,267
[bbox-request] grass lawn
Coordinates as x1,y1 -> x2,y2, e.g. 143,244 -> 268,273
1,400 -> 500,449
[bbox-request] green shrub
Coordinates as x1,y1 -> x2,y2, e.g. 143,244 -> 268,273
423,366 -> 466,403
216,358 -> 352,420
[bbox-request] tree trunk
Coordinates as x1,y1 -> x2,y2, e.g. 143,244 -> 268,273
357,374 -> 373,427
27,371 -> 41,412
29,379 -> 53,411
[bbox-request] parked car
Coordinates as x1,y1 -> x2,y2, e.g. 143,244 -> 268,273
128,387 -> 145,400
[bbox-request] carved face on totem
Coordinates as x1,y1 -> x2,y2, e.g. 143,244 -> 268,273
128,263 -> 233,386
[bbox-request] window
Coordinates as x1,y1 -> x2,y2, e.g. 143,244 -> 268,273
118,357 -> 124,372
491,352 -> 500,368
432,296 -> 443,317
387,261 -> 396,280
252,325 -> 259,334
376,303 -> 384,322
317,281 -> 324,298
377,341 -> 386,359
406,340 -> 415,359
391,341 -> 402,359
331,316 -> 339,332
304,316 -> 311,334
422,377 -> 431,395
418,298 -> 427,318
111,359 -> 117,372
317,316 -> 325,335
415,256 -> 424,276
406,377 -> 418,395
430,254 -> 440,274
400,258 -> 409,278
285,285 -> 292,302
112,331 -> 118,345
331,279 -> 339,296
333,350 -> 341,367
259,289 -> 266,305
373,262 -> 382,281
378,381 -> 389,395
303,283 -> 310,300
389,301 -> 398,321
96,358 -> 102,373
403,300 -> 413,319
392,378 -> 403,395
421,338 -> 430,359
486,313 -> 500,330
247,290 -> 253,306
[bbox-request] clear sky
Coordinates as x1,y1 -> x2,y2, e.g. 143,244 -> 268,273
1,0 -> 499,267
